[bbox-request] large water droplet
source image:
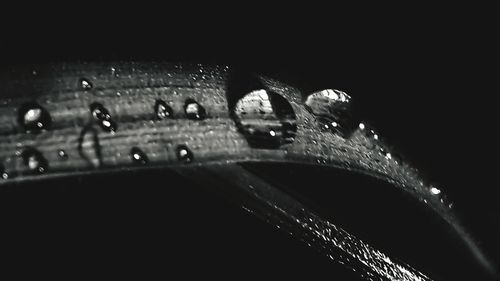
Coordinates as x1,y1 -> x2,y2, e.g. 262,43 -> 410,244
21,148 -> 48,174
80,78 -> 93,90
130,147 -> 149,165
154,99 -> 173,120
176,145 -> 193,163
305,89 -> 354,137
232,89 -> 297,149
184,99 -> 206,120
17,102 -> 52,133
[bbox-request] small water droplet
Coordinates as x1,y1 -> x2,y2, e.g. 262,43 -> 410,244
305,89 -> 354,137
176,144 -> 193,163
80,78 -> 93,90
184,99 -> 206,120
89,102 -> 117,133
17,102 -> 52,133
232,89 -> 297,149
58,149 -> 68,159
130,147 -> 149,165
100,119 -> 117,133
90,102 -> 110,120
1,164 -> 8,179
21,148 -> 48,174
154,100 -> 173,120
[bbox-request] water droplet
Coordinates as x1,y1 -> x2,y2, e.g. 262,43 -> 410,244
130,147 -> 148,165
57,149 -> 68,159
89,102 -> 117,133
305,89 -> 354,137
176,144 -> 193,163
232,89 -> 297,149
100,119 -> 117,133
17,102 -> 52,133
80,78 -> 93,90
1,164 -> 8,179
154,100 -> 173,120
21,148 -> 48,174
184,99 -> 206,120
90,102 -> 111,120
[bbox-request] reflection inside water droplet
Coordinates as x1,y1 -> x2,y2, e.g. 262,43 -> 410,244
184,99 -> 206,120
232,89 -> 297,149
17,102 -> 52,133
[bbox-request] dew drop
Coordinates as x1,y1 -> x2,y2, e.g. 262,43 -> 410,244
57,149 -> 68,160
17,102 -> 52,133
100,119 -> 117,133
184,99 -> 206,120
232,89 -> 297,149
154,99 -> 173,120
90,102 -> 111,121
130,147 -> 149,165
176,144 -> 193,163
305,89 -> 354,137
89,102 -> 117,133
21,148 -> 48,174
1,164 -> 8,179
80,78 -> 93,90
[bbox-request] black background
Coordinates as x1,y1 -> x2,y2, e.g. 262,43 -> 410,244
0,9 -> 498,280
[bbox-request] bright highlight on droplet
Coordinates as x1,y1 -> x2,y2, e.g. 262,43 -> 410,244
430,187 -> 441,195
